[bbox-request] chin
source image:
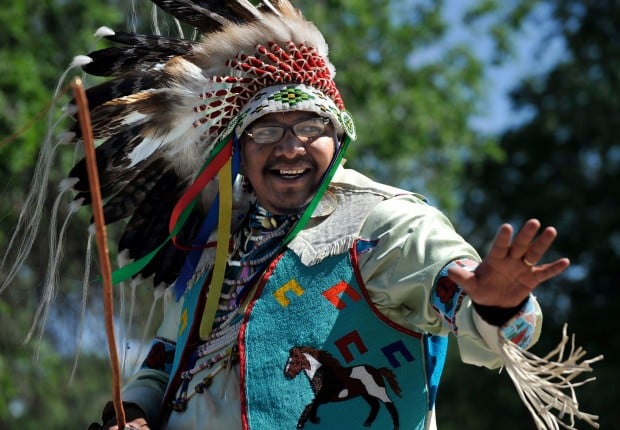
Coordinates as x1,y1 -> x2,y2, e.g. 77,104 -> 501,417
266,197 -> 313,215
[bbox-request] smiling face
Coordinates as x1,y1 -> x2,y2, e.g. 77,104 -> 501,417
240,111 -> 337,215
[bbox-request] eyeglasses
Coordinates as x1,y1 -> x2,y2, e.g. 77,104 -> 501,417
245,117 -> 331,145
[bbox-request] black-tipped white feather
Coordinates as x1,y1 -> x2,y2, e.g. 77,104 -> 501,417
83,31 -> 196,77
151,0 -> 262,32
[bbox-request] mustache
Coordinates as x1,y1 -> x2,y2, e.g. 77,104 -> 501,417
264,156 -> 316,171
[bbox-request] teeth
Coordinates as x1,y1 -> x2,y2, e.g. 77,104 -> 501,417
280,169 -> 305,175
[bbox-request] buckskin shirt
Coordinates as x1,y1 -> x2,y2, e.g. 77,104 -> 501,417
120,166 -> 540,430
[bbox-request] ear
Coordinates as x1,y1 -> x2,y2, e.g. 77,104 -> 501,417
240,174 -> 253,193
238,150 -> 247,176
236,133 -> 247,175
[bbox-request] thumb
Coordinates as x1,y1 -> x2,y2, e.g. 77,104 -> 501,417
447,265 -> 475,290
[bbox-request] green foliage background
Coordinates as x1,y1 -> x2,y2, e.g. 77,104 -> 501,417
0,0 -> 615,429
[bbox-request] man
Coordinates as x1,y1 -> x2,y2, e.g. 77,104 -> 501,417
94,102 -> 567,430
0,1 -> 597,429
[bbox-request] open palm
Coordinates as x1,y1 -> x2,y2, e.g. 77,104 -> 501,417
448,219 -> 570,308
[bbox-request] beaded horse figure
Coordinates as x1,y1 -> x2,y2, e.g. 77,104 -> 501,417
284,346 -> 402,430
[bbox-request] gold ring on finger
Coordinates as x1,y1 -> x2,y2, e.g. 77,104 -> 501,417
522,257 -> 536,267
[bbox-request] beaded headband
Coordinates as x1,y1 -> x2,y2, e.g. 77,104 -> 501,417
234,84 -> 357,140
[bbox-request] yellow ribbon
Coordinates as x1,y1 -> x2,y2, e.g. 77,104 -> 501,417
199,157 -> 233,339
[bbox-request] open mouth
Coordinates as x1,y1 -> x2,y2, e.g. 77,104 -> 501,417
272,168 -> 308,179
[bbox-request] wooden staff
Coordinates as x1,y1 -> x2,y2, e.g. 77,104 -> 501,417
71,77 -> 127,429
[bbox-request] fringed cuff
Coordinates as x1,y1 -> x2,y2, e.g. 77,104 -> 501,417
475,309 -> 603,429
499,324 -> 603,429
473,299 -> 603,428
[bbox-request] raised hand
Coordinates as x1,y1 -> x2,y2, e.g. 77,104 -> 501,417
447,219 -> 570,308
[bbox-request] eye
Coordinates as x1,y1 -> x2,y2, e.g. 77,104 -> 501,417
294,119 -> 327,137
250,126 -> 282,142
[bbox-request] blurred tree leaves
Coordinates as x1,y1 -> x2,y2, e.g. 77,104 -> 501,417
0,2 -> 124,430
0,1 -> 122,171
457,0 -> 618,428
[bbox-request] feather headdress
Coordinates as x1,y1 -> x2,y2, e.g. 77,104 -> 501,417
64,0 -> 354,289
0,0 -> 356,347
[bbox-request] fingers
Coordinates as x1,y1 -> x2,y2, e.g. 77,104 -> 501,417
508,219 -> 541,260
486,219 -> 539,260
521,226 -> 558,266
534,258 -> 571,283
107,421 -> 149,430
486,223 -> 514,260
491,219 -> 560,268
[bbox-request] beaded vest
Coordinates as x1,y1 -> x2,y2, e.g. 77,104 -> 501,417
239,243 -> 447,430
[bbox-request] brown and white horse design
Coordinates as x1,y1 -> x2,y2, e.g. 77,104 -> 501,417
284,346 -> 402,430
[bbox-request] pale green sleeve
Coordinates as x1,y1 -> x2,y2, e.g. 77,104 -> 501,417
357,194 -> 541,369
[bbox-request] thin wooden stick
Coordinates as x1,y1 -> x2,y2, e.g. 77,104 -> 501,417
71,77 -> 127,429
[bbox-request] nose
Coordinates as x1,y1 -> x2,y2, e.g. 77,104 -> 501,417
274,129 -> 306,158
